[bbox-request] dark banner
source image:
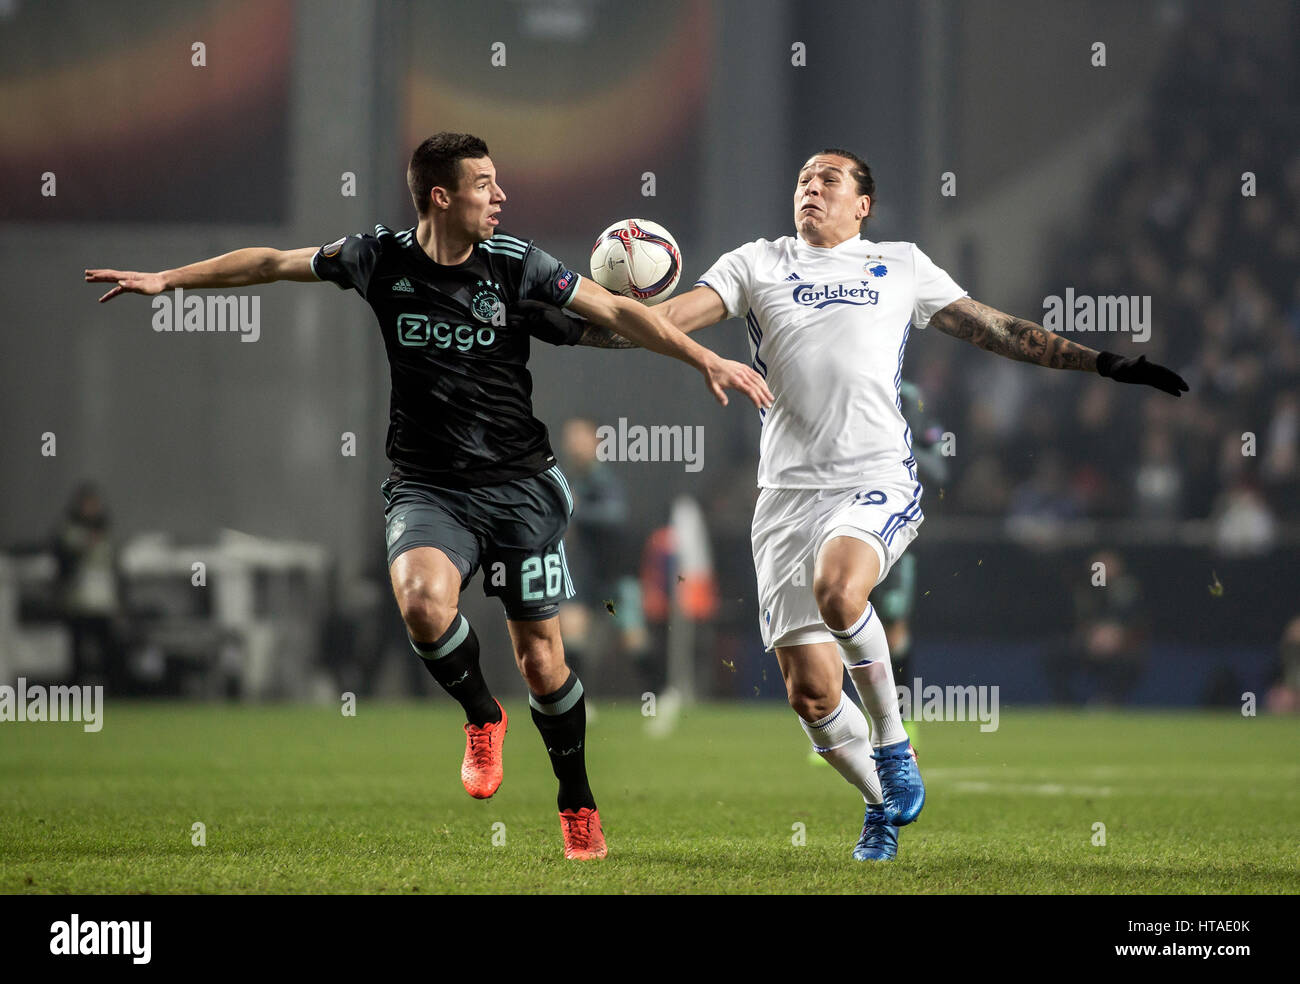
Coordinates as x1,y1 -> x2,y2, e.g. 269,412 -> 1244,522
0,0 -> 292,223
399,0 -> 712,244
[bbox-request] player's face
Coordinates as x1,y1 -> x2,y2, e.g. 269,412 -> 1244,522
794,155 -> 869,244
448,157 -> 506,241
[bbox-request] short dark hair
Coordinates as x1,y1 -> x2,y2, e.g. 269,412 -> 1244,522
812,147 -> 875,217
408,132 -> 490,214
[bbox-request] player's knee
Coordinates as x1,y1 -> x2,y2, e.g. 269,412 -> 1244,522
394,583 -> 457,640
517,661 -> 552,695
813,576 -> 870,631
787,685 -> 837,722
514,635 -> 559,669
513,635 -> 564,687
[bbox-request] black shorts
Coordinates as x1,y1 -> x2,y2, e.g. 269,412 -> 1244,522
381,466 -> 577,621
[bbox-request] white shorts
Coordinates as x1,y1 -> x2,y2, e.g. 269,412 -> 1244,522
751,475 -> 923,651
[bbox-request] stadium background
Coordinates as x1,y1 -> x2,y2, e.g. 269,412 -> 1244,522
1,0 -> 1297,713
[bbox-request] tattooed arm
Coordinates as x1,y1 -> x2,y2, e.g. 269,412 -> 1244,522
930,296 -> 1190,395
574,321 -> 640,348
512,300 -> 639,348
571,284 -> 728,348
929,297 -> 1098,371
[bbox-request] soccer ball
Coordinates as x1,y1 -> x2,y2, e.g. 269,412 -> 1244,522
589,218 -> 682,305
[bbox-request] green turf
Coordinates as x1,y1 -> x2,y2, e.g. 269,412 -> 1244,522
1,701 -> 1296,894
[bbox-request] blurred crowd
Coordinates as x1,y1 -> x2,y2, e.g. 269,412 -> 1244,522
918,20 -> 1299,551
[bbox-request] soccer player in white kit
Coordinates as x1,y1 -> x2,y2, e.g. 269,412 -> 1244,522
516,148 -> 1188,860
645,149 -> 1190,861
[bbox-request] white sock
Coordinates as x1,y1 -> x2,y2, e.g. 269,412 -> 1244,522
831,602 -> 909,748
799,692 -> 882,804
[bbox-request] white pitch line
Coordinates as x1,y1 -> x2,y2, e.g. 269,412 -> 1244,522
946,780 -> 1114,797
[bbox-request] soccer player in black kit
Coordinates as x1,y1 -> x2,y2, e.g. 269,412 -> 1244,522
86,132 -> 773,859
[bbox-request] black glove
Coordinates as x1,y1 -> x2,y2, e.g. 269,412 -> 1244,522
508,299 -> 586,346
1096,351 -> 1189,397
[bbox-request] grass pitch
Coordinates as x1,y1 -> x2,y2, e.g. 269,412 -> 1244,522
2,701 -> 1296,894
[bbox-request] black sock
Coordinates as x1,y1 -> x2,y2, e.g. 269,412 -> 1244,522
409,614 -> 501,727
530,672 -> 596,812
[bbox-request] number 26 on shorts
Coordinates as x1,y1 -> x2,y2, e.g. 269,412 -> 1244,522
520,552 -> 564,601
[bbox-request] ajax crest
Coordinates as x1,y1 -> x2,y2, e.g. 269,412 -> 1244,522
471,281 -> 505,324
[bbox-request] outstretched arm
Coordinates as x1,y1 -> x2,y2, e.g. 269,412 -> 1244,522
929,296 -> 1097,370
541,283 -> 732,348
929,296 -> 1188,396
85,246 -> 319,302
566,279 -> 772,409
571,320 -> 641,349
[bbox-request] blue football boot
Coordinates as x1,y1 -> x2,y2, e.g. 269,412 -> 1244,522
872,737 -> 925,825
853,804 -> 899,861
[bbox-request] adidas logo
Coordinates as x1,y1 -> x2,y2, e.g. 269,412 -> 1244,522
785,272 -> 802,281
392,277 -> 415,293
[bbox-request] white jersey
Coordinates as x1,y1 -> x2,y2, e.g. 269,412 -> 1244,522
697,234 -> 966,489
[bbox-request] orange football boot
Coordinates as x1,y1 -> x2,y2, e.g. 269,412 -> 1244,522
559,807 -> 608,860
460,700 -> 506,799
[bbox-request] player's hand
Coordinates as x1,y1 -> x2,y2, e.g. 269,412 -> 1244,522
702,354 -> 774,409
1096,351 -> 1189,397
84,269 -> 168,303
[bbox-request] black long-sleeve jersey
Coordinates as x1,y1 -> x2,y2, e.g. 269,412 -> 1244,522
312,224 -> 585,489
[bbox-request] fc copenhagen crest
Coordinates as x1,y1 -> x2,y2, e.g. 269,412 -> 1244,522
863,255 -> 888,277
